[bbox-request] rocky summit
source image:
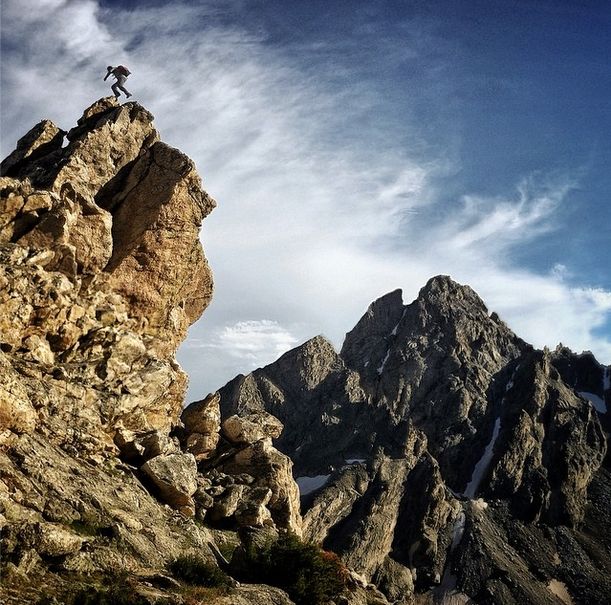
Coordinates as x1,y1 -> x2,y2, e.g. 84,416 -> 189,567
1,100 -> 609,605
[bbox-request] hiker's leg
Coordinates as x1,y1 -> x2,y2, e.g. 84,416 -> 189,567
115,75 -> 131,98
111,82 -> 120,97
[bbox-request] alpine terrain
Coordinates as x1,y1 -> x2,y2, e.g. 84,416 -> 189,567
1,99 -> 609,605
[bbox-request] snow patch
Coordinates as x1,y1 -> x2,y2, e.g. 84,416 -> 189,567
464,417 -> 501,499
578,391 -> 607,414
296,475 -> 330,495
449,511 -> 466,552
377,349 -> 390,375
390,308 -> 407,336
345,458 -> 366,465
436,510 -> 466,595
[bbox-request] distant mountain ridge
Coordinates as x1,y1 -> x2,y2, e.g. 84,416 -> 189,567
216,275 -> 610,604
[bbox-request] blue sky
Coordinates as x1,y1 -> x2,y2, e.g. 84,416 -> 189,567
2,0 -> 610,399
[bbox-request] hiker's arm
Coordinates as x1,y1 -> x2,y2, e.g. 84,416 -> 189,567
103,73 -> 109,80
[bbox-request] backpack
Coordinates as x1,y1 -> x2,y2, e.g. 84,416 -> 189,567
116,65 -> 131,76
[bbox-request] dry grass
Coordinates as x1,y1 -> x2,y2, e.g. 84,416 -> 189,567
182,586 -> 230,605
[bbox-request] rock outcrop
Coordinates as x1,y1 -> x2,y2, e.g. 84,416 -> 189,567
0,97 -> 214,447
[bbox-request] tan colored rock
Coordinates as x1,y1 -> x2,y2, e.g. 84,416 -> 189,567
115,428 -> 177,463
22,335 -> 55,365
186,432 -> 220,461
0,351 -> 37,434
209,484 -> 246,521
141,453 -> 198,514
222,412 -> 283,445
17,188 -> 113,276
182,392 -> 221,434
0,245 -> 179,440
0,120 -> 64,177
105,141 -> 215,356
5,522 -> 85,558
221,439 -> 302,535
36,522 -> 85,556
52,98 -> 159,201
235,486 -> 273,527
182,393 -> 221,459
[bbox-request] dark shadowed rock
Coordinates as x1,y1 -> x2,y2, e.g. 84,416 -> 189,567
216,275 -> 608,604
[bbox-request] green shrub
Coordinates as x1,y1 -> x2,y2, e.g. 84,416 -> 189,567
169,554 -> 232,590
237,532 -> 349,605
71,585 -> 151,605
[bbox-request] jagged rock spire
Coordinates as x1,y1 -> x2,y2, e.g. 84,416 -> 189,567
0,98 -> 214,443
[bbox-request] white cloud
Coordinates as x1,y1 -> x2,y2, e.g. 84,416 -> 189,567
1,1 -> 609,401
189,320 -> 299,363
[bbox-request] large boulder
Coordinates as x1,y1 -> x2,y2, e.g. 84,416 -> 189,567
181,393 -> 221,460
220,439 -> 302,535
222,412 -> 284,445
141,453 -> 198,516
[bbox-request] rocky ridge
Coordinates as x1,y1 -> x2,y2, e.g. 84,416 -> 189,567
217,277 -> 610,604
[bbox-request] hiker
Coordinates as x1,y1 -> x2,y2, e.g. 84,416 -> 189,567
104,65 -> 132,98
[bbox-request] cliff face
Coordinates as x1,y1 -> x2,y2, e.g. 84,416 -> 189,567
1,97 -> 214,446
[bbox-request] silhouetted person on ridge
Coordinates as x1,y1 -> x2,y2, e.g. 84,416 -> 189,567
104,65 -> 132,99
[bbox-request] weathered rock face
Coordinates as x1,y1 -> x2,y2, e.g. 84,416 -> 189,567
486,351 -> 606,526
551,344 -> 611,441
0,97 -> 214,447
301,430 -> 458,597
216,275 -> 609,604
341,276 -> 529,488
0,431 -> 218,604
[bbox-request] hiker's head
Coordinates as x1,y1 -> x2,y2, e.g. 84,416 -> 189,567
107,66 -> 113,71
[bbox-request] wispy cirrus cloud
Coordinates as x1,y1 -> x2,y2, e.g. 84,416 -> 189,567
441,177 -> 573,253
1,1 -> 609,400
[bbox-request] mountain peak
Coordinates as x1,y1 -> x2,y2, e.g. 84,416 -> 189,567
417,274 -> 489,314
340,289 -> 404,363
